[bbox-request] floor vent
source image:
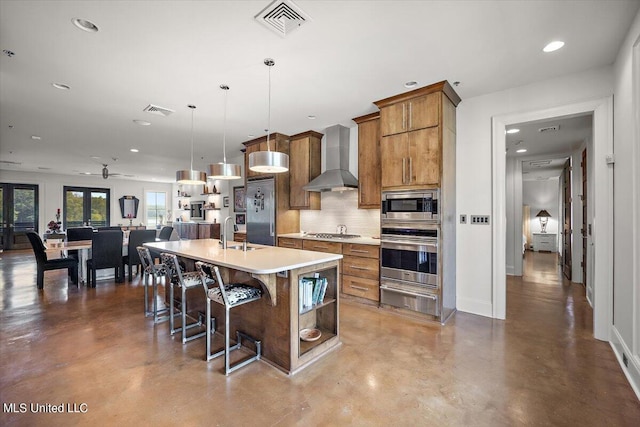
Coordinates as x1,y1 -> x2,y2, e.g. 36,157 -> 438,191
143,104 -> 174,117
255,0 -> 310,37
538,125 -> 560,133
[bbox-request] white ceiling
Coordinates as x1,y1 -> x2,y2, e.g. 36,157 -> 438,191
507,113 -> 593,181
1,0 -> 638,182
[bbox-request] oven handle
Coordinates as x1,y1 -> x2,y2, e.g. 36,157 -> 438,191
381,240 -> 438,252
380,284 -> 437,300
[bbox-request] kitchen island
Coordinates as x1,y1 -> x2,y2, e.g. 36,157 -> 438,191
145,239 -> 342,375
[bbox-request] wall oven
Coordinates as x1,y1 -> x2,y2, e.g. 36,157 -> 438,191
380,222 -> 440,316
381,189 -> 439,222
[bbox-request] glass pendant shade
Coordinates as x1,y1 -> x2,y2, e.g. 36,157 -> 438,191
208,162 -> 241,180
207,84 -> 241,180
176,104 -> 207,185
249,58 -> 289,174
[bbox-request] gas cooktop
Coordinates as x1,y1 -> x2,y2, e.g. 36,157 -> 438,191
310,233 -> 361,239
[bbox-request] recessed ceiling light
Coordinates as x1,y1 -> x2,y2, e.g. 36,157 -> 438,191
307,115 -> 316,120
248,134 -> 255,138
90,156 -> 101,160
72,18 -> 99,33
82,172 -> 92,175
543,41 -> 564,53
31,135 -> 42,141
130,148 -> 139,153
506,129 -> 520,134
133,119 -> 151,126
404,81 -> 418,88
52,83 -> 70,90
516,149 -> 527,153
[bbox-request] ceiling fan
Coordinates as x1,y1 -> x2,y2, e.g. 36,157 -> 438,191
81,157 -> 122,179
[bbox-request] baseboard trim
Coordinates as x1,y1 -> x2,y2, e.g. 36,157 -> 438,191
610,326 -> 640,401
457,297 -> 493,318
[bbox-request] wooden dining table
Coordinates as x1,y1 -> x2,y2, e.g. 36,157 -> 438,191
45,239 -> 128,285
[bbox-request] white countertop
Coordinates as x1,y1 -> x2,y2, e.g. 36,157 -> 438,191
278,233 -> 381,246
144,239 -> 343,274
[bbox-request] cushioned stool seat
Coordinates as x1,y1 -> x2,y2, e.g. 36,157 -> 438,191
196,261 -> 263,375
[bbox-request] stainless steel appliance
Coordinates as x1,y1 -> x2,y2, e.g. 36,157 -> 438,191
381,189 -> 439,222
246,178 -> 275,246
380,222 -> 441,317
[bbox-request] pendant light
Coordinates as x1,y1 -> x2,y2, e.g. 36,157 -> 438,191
176,105 -> 207,185
248,58 -> 289,173
208,85 -> 242,180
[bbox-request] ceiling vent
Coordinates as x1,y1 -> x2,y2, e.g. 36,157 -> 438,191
143,104 -> 174,117
255,0 -> 310,37
529,160 -> 552,168
538,125 -> 560,133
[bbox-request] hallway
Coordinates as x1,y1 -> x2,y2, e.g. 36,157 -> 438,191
1,249 -> 639,426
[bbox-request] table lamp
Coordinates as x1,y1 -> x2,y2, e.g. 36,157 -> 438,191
536,210 -> 551,233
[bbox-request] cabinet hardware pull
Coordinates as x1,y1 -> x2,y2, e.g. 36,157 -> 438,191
408,102 -> 412,129
402,103 -> 406,130
350,285 -> 369,291
314,245 -> 329,249
349,265 -> 370,270
402,158 -> 407,184
350,249 -> 369,253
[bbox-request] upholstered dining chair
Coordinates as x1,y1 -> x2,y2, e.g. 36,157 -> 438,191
86,230 -> 124,287
157,226 -> 174,241
26,231 -> 78,289
123,229 -> 157,281
66,227 -> 95,260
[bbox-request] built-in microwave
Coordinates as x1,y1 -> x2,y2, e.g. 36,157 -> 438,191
190,201 -> 205,220
381,189 -> 439,222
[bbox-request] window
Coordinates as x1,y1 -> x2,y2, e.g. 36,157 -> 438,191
146,191 -> 167,228
64,186 -> 110,228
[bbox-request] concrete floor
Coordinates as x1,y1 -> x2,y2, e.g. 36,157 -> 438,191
1,249 -> 639,426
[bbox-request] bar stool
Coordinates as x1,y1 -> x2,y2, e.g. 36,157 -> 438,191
161,253 -> 213,344
137,246 -> 169,323
195,261 -> 263,375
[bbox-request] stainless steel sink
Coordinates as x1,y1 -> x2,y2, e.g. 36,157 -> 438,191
225,245 -> 261,251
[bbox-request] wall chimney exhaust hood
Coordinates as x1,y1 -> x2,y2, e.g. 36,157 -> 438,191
303,125 -> 358,192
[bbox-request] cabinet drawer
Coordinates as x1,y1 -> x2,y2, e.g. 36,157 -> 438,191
342,275 -> 379,302
343,243 -> 379,259
302,240 -> 342,254
278,237 -> 303,249
342,255 -> 379,280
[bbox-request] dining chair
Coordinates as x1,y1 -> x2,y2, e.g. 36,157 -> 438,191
195,261 -> 263,375
157,226 -> 174,241
66,227 -> 95,261
86,230 -> 124,287
26,231 -> 78,289
123,229 -> 157,281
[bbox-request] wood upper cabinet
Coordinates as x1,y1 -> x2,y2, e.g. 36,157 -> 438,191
379,92 -> 439,137
352,112 -> 380,209
289,131 -> 322,210
380,127 -> 440,188
375,81 -> 460,190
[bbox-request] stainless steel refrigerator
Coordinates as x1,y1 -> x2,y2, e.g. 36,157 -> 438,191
246,178 -> 275,246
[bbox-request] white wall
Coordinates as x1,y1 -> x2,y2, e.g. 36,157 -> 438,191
456,66 -> 613,318
0,169 -> 173,233
505,157 -> 523,276
523,179 -> 560,235
610,8 -> 640,399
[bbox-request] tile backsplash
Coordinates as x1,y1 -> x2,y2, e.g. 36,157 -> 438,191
299,191 -> 380,237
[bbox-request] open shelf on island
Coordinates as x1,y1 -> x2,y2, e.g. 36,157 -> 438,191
299,327 -> 337,355
299,298 -> 336,315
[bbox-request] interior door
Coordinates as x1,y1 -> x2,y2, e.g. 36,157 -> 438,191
0,183 -> 39,250
581,148 -> 587,286
562,159 -> 572,280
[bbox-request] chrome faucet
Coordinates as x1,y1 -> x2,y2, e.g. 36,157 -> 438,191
221,216 -> 235,249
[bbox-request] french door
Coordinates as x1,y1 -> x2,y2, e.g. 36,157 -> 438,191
0,183 -> 39,250
63,186 -> 110,229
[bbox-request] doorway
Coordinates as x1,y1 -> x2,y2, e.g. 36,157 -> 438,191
493,96 -> 614,341
0,183 -> 39,250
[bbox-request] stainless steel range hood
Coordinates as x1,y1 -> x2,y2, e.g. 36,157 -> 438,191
303,124 -> 358,192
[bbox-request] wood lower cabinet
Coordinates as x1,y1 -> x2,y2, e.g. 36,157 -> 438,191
278,237 -> 303,249
233,232 -> 246,242
341,243 -> 380,303
173,222 -> 198,240
198,223 -> 220,239
353,112 -> 380,209
289,131 -> 322,210
302,240 -> 343,254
